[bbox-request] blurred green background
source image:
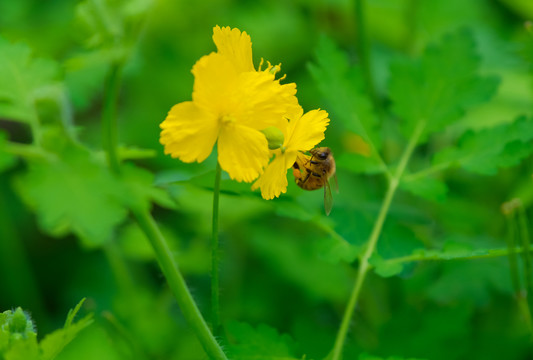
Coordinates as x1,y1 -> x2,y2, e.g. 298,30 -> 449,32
2,0 -> 533,359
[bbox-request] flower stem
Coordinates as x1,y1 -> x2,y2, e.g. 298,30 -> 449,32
133,207 -> 228,360
102,61 -> 123,174
330,121 -> 425,360
211,162 -> 222,336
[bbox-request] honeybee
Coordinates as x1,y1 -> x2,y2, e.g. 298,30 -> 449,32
292,147 -> 337,215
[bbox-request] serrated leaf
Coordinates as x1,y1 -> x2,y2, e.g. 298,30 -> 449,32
433,116 -> 533,175
0,131 -> 16,172
40,299 -> 93,360
4,337 -> 40,360
389,29 -> 499,142
0,37 -> 60,123
369,253 -> 405,278
226,321 -> 299,360
119,163 -> 177,212
313,236 -> 360,264
13,145 -> 127,247
400,176 -> 448,202
308,35 -> 382,159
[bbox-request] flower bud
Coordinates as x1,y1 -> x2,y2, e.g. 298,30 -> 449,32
261,126 -> 285,150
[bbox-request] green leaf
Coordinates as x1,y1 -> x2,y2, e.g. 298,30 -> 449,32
400,176 -> 448,202
433,116 -> 533,175
0,131 -> 16,172
4,338 -> 40,360
336,152 -> 386,175
13,145 -> 127,247
0,36 -> 60,123
389,29 -> 499,142
313,236 -> 359,264
226,321 -> 299,360
119,163 -> 177,212
40,299 -> 93,360
308,35 -> 382,165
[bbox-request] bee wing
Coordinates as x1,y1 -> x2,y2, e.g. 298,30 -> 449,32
332,172 -> 339,193
324,179 -> 333,216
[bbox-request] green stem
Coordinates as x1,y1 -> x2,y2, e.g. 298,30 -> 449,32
382,245 -> 533,266
330,121 -> 425,360
133,207 -> 228,360
211,162 -> 222,336
102,62 -> 123,174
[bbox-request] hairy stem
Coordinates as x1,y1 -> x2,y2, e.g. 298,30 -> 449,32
211,162 -> 222,336
330,121 -> 425,360
133,208 -> 228,360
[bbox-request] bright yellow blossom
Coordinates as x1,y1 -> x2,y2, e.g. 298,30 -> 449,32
160,26 -> 298,182
252,107 -> 330,199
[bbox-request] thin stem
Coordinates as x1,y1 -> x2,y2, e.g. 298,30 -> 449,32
330,120 -> 425,360
133,207 -> 228,360
211,162 -> 222,336
382,245 -> 533,266
102,62 -> 123,174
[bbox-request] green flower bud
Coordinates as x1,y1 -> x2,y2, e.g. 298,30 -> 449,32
4,308 -> 36,338
261,126 -> 285,150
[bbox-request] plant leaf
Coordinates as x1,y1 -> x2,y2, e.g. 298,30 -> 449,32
400,176 -> 448,202
0,131 -> 16,172
226,321 -> 300,360
433,116 -> 533,175
389,29 -> 499,143
0,36 -> 60,123
308,35 -> 383,173
40,299 -> 93,360
13,145 -> 128,247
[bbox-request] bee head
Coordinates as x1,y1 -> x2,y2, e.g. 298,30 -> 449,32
312,147 -> 331,160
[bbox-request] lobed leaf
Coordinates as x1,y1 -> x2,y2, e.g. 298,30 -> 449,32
0,37 -> 61,124
40,299 -> 93,360
389,29 -> 500,143
308,35 -> 383,173
13,145 -> 128,247
432,116 -> 533,175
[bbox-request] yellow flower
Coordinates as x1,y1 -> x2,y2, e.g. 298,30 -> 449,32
160,26 -> 298,182
252,107 -> 330,199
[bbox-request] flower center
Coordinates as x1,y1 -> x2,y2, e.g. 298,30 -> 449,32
221,115 -> 236,125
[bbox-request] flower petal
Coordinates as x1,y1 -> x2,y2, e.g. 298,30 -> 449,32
192,52 -> 238,115
252,151 -> 297,200
160,101 -> 219,163
212,25 -> 254,73
231,71 -> 298,130
217,123 -> 270,182
286,109 -> 330,152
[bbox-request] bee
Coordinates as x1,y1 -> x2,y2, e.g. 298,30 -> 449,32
292,147 -> 337,215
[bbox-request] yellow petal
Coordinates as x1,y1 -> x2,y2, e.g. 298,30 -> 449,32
217,123 -> 270,183
160,101 -> 219,163
286,109 -> 330,152
252,151 -> 297,200
212,25 -> 254,73
232,71 -> 298,130
192,52 -> 238,115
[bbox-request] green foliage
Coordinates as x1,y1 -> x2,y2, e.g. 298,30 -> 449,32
0,37 -> 60,124
432,116 -> 533,175
0,299 -> 92,360
308,35 -> 384,174
1,1 -> 533,360
226,322 -> 300,360
389,29 -> 500,143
